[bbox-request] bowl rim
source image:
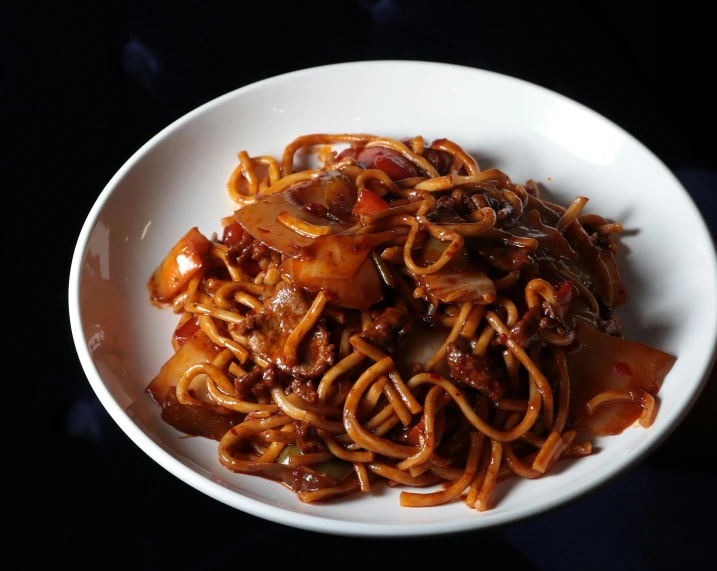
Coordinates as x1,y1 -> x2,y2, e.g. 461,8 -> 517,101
68,59 -> 717,537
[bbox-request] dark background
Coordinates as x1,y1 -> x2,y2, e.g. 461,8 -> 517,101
4,1 -> 715,569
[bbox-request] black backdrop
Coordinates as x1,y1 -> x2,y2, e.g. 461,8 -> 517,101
4,1 -> 715,569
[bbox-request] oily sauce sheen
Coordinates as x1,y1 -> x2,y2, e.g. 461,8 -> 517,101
144,134 -> 677,506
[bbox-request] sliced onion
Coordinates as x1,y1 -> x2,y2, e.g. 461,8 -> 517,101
292,231 -> 395,280
598,248 -> 629,307
281,258 -> 384,310
511,209 -> 577,261
415,271 -> 496,304
146,330 -> 221,407
419,236 -> 471,271
525,194 -> 562,226
565,221 -> 627,308
564,323 -> 675,435
148,227 -> 211,303
234,192 -> 333,254
291,171 -> 357,220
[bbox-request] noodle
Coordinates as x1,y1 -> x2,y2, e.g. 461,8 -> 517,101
145,133 -> 677,511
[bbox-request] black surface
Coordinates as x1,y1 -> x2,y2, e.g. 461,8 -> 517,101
4,1 -> 715,569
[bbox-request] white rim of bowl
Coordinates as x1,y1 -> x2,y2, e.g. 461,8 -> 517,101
68,60 -> 717,537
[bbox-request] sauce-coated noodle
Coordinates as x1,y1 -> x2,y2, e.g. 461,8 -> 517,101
145,134 -> 676,510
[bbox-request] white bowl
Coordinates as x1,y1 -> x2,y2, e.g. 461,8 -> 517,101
68,60 -> 717,537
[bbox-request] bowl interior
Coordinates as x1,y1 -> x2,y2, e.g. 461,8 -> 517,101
70,61 -> 717,536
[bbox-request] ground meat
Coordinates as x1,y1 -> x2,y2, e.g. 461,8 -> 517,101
234,365 -> 274,404
540,300 -> 563,329
445,342 -> 503,400
295,420 -> 325,454
261,365 -> 280,387
495,202 -> 516,226
328,376 -> 354,408
434,204 -> 464,224
231,317 -> 254,337
359,307 -> 408,354
249,240 -> 269,261
435,195 -> 457,210
227,232 -> 254,257
600,316 -> 623,337
229,237 -> 270,278
422,147 -> 454,176
248,283 -> 334,379
290,377 -> 318,404
461,193 -> 477,215
509,305 -> 541,349
462,191 -> 518,227
234,367 -> 262,400
477,245 -> 533,271
510,301 -> 574,349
